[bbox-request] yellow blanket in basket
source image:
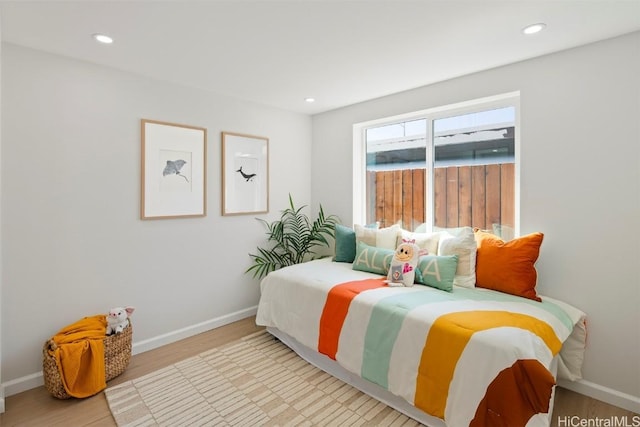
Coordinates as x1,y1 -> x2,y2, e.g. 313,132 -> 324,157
49,315 -> 107,398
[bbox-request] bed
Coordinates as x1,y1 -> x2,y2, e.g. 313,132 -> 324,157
255,253 -> 587,427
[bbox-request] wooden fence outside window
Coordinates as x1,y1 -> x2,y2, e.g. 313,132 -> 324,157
368,163 -> 515,233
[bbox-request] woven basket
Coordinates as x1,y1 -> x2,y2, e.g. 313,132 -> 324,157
42,323 -> 133,399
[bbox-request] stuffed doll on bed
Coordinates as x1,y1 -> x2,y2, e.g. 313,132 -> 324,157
386,239 -> 422,287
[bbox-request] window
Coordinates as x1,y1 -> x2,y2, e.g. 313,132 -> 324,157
354,93 -> 519,239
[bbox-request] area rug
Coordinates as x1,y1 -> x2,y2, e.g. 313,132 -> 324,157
104,330 -> 420,426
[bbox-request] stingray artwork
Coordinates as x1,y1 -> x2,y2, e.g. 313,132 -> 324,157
163,159 -> 189,182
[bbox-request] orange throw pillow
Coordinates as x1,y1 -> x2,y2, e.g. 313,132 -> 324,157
474,230 -> 544,301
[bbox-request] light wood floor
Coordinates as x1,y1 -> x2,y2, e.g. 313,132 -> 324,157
1,316 -> 637,426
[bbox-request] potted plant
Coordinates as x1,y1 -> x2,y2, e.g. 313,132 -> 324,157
246,194 -> 339,279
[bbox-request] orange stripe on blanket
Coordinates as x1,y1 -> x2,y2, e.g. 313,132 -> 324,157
470,359 -> 555,427
414,311 -> 561,419
318,278 -> 387,360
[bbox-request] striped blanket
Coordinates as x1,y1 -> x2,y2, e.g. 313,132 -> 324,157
256,258 -> 586,427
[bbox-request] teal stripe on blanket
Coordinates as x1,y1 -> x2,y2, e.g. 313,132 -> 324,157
360,286 -> 574,389
361,290 -> 455,388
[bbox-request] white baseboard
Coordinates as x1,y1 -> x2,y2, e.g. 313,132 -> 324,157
1,306 -> 258,398
131,306 -> 257,355
558,378 -> 640,414
2,372 -> 42,398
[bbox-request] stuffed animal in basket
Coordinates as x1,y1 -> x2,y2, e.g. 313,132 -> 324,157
386,239 -> 422,287
106,306 -> 135,335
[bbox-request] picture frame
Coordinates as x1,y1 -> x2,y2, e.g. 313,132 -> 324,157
141,119 -> 207,219
221,132 -> 269,215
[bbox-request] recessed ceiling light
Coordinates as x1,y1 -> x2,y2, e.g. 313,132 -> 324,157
304,97 -> 315,103
93,33 -> 114,44
522,23 -> 546,35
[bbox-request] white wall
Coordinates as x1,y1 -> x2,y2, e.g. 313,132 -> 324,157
312,32 -> 640,411
0,43 -> 312,394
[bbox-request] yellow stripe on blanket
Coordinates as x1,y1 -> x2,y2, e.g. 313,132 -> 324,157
414,310 -> 561,419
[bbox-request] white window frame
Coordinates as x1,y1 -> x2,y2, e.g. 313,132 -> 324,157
353,91 -> 521,234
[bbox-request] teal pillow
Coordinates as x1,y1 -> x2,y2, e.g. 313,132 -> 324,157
352,241 -> 394,275
415,254 -> 459,292
334,224 -> 357,263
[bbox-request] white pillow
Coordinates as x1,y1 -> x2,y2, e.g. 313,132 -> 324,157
355,223 -> 400,250
396,229 -> 441,256
437,226 -> 477,288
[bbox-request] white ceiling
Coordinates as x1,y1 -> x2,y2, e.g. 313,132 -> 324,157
1,1 -> 639,115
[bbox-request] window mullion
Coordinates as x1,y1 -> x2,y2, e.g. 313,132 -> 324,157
425,118 -> 435,233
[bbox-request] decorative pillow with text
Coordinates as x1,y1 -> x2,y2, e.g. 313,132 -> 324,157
414,254 -> 459,292
352,241 -> 395,275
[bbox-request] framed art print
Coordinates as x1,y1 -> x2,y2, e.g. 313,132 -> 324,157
141,119 -> 207,219
221,132 -> 269,215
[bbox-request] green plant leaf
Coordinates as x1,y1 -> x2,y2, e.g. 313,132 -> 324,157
245,194 -> 340,279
